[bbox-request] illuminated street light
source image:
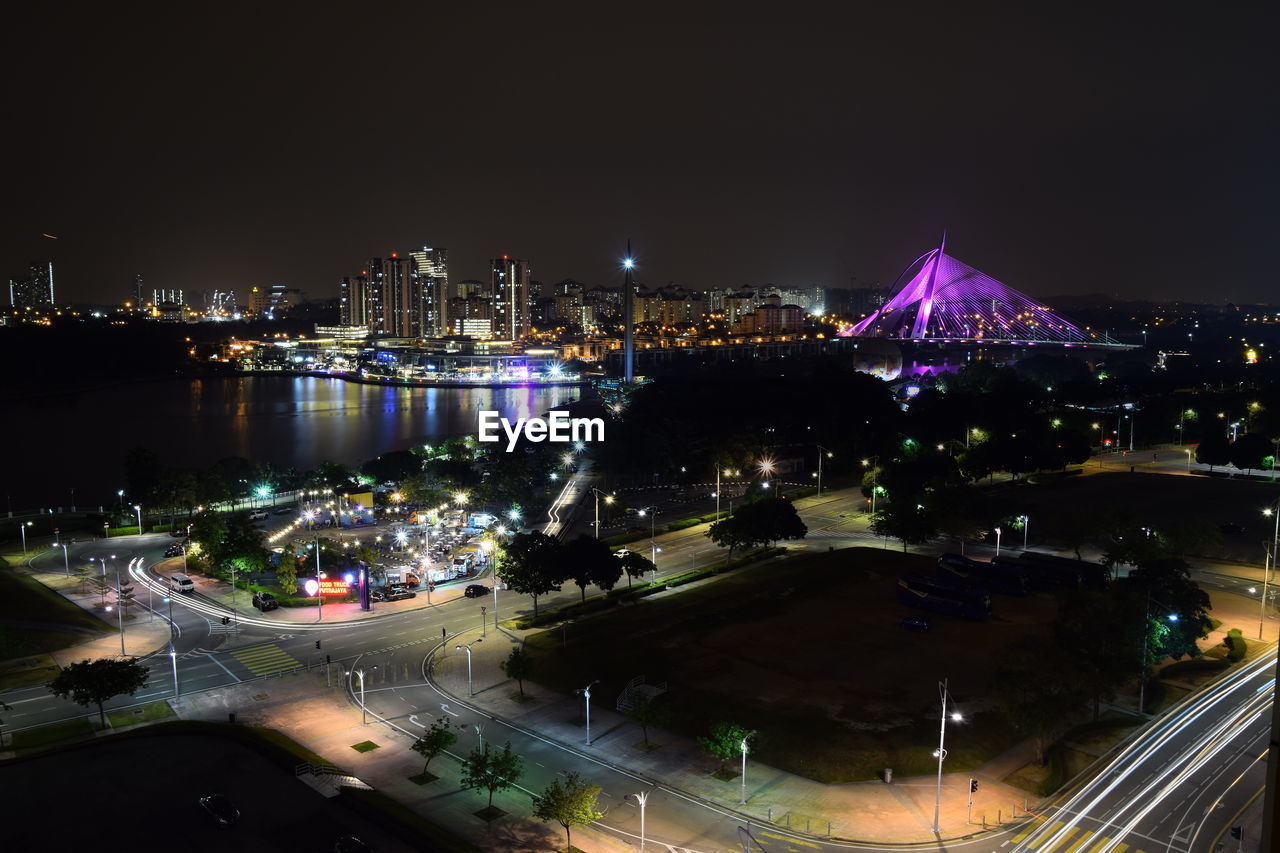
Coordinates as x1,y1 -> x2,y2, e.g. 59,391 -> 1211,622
740,730 -> 757,804
577,679 -> 601,744
133,504 -> 142,536
994,526 -> 1002,557
456,640 -> 482,697
932,679 -> 962,833
19,521 -> 33,555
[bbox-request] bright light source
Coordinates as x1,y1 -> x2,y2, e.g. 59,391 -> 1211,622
623,258 -> 635,269
950,712 -> 963,722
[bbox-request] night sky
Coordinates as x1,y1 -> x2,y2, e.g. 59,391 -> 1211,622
3,2 -> 1275,304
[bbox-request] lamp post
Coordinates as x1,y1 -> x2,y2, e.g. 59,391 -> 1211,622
1020,515 -> 1030,551
932,679 -> 962,834
350,668 -> 368,724
757,458 -> 775,492
58,542 -> 69,575
629,790 -> 650,849
590,488 -> 613,539
994,527 -> 1002,557
638,507 -> 661,565
456,640 -> 481,697
19,521 -> 32,556
170,643 -> 179,699
816,445 -> 832,496
862,457 -> 880,515
740,730 -> 757,804
133,504 -> 142,535
1265,502 -> 1280,581
114,570 -> 127,656
578,679 -> 600,745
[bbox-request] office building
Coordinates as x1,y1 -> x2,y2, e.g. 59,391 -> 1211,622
491,255 -> 531,340
10,261 -> 56,308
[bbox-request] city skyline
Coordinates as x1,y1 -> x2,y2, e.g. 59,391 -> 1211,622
3,4 -> 1274,305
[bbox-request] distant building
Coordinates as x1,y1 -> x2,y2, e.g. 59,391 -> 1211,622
492,255 -> 531,340
410,245 -> 449,337
457,279 -> 486,299
370,254 -> 418,337
9,262 -> 55,309
340,273 -> 370,327
132,274 -> 144,307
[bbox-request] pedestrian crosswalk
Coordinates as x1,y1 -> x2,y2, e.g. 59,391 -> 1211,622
1012,820 -> 1145,853
228,643 -> 302,676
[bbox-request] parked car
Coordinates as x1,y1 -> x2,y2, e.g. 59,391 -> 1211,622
373,588 -> 415,602
464,584 -> 489,598
900,616 -> 932,632
169,529 -> 186,538
164,542 -> 185,558
272,507 -> 294,515
252,591 -> 279,612
198,794 -> 240,826
169,574 -> 195,594
248,510 -> 268,521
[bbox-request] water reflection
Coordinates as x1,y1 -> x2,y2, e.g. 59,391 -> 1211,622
6,376 -> 581,508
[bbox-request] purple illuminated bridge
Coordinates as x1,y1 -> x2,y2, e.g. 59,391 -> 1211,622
841,235 -> 1113,346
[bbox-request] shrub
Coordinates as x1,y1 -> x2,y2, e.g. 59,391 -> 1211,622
1035,743 -> 1067,796
664,517 -> 704,532
106,526 -> 140,537
1224,628 -> 1247,662
1160,658 -> 1230,680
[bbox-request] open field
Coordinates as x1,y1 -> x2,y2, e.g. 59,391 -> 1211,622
524,546 -> 1058,783
1005,471 -> 1280,562
0,568 -> 109,662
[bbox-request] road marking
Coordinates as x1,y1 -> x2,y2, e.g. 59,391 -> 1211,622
757,830 -> 822,849
204,651 -> 242,681
229,644 -> 301,676
440,703 -> 460,717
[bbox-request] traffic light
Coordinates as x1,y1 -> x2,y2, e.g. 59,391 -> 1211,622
325,654 -> 331,665
1230,827 -> 1242,840
969,779 -> 979,793
315,640 -> 321,650
221,616 -> 230,625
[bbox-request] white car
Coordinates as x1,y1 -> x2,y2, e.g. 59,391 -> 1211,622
248,510 -> 268,521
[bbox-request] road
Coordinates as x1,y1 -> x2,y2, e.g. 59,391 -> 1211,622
3,485 -> 1274,852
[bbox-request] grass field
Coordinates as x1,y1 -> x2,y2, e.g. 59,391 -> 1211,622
9,717 -> 96,750
0,569 -> 109,661
524,546 -> 1058,783
106,700 -> 176,728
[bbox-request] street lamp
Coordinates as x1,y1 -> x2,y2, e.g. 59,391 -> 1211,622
862,457 -> 880,514
629,790 -> 650,849
994,527 -> 1002,557
1264,502 -> 1280,581
638,507 -> 661,565
816,445 -> 833,496
133,504 -> 142,536
170,643 -> 179,699
58,542 -> 69,575
1020,515 -> 1029,551
590,488 -> 614,539
740,730 -> 757,804
19,521 -> 33,556
113,570 -> 128,656
577,679 -> 601,745
348,668 -> 371,724
757,458 -> 776,491
932,679 -> 962,834
456,640 -> 481,697
714,467 -> 738,520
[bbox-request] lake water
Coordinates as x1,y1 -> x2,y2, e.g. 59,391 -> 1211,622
6,376 -> 582,512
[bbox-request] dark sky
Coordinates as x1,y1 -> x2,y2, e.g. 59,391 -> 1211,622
3,2 -> 1275,304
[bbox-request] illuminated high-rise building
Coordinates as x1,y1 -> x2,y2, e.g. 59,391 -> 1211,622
369,254 -> 418,337
339,272 -> 370,328
9,261 -> 55,309
410,246 -> 449,337
491,255 -> 531,340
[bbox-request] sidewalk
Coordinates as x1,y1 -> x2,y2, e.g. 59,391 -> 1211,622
428,625 -> 1038,845
174,669 -> 629,853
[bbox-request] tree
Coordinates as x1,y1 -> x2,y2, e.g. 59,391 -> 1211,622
499,645 -> 536,697
48,658 -> 149,726
1229,433 -> 1273,472
705,514 -> 759,560
734,498 -> 808,548
501,531 -> 564,615
276,544 -> 299,595
1196,435 -> 1231,472
1053,588 -> 1145,720
88,574 -> 112,608
360,449 -> 422,484
698,721 -> 753,775
410,717 -> 458,776
623,691 -> 670,746
72,561 -> 92,593
459,741 -> 524,808
563,536 -> 622,601
617,550 -> 655,588
531,771 -> 604,852
870,501 -> 937,552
